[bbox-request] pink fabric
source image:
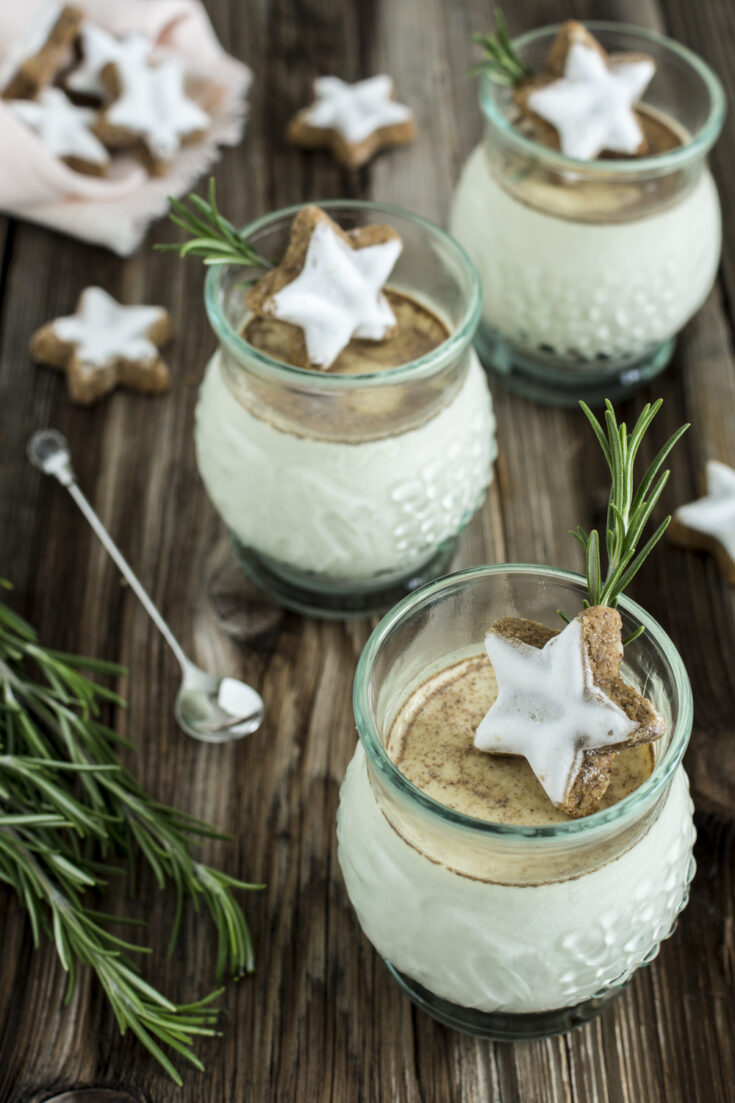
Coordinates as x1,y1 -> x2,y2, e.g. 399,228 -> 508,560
0,0 -> 251,254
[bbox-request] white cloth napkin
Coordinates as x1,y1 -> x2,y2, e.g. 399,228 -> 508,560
0,0 -> 252,255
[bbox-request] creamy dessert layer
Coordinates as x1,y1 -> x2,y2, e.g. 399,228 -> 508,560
387,654 -> 654,826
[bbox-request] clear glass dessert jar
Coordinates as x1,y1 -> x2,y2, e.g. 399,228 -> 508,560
338,565 -> 695,1040
196,201 -> 496,618
449,22 -> 725,407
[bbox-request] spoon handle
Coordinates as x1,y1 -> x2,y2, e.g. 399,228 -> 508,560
28,430 -> 190,673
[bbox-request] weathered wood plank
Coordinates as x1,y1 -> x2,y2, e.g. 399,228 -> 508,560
1,0 -> 734,1100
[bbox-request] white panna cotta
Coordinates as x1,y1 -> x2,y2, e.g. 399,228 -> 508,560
195,347 -> 495,581
338,651 -> 695,1015
199,202 -> 494,612
450,142 -> 721,366
339,743 -> 693,1014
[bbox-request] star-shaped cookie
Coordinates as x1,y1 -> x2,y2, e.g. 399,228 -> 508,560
66,24 -> 153,100
286,75 -> 416,169
475,606 -> 665,817
0,4 -> 82,100
246,206 -> 402,369
95,54 -> 210,173
515,21 -> 655,161
30,287 -> 173,405
10,86 -> 109,175
670,461 -> 735,582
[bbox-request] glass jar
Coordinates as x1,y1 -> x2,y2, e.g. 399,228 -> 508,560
338,565 -> 695,1039
196,201 -> 496,618
449,22 -> 725,407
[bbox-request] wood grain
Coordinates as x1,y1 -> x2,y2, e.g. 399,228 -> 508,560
1,0 -> 734,1100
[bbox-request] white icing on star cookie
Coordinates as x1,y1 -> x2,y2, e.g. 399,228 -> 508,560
475,618 -> 636,808
66,24 -> 153,99
305,75 -> 413,144
674,461 -> 735,563
104,54 -> 210,163
269,220 -> 402,367
527,42 -> 655,161
51,286 -> 168,367
0,2 -> 63,91
10,86 -> 109,168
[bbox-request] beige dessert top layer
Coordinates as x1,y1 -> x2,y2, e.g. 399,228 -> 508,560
387,654 -> 655,827
488,21 -> 691,224
243,204 -> 452,374
219,203 -> 466,443
244,289 -> 449,374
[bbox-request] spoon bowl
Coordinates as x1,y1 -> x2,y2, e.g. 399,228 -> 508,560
175,666 -> 264,743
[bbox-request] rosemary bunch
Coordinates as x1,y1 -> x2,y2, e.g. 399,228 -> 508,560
470,10 -> 532,85
156,177 -> 272,270
0,588 -> 262,1083
565,399 -> 688,641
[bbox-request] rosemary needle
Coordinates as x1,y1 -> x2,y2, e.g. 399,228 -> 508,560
156,176 -> 273,270
562,399 -> 689,640
469,10 -> 533,85
0,591 -> 262,1082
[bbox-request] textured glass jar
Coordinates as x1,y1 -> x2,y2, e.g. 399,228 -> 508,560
195,201 -> 496,618
338,565 -> 695,1039
449,22 -> 725,407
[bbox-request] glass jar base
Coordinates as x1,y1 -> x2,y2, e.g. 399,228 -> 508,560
229,536 -> 459,619
475,326 -> 676,408
385,963 -> 628,1041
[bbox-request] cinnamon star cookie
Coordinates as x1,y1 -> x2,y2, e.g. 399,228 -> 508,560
0,3 -> 82,100
10,87 -> 109,175
66,24 -> 153,101
515,21 -> 655,160
475,606 -> 665,818
94,54 -> 210,175
286,75 -> 416,169
246,206 -> 402,369
30,287 -> 173,405
670,461 -> 735,583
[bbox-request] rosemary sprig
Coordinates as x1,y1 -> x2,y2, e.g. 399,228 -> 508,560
470,10 -> 532,85
0,592 -> 263,1083
155,176 -> 272,269
562,399 -> 688,642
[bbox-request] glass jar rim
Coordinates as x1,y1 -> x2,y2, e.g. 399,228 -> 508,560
479,20 -> 726,177
352,563 -> 693,840
204,198 -> 482,391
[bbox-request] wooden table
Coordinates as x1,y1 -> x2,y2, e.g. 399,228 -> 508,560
1,0 -> 734,1099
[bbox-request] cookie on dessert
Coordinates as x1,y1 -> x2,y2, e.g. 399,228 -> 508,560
286,75 -> 416,169
246,205 -> 403,369
0,3 -> 82,101
670,461 -> 735,583
513,20 -> 656,161
30,287 -> 173,405
475,605 -> 665,817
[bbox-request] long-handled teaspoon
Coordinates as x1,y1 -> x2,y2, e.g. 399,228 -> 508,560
28,429 -> 264,744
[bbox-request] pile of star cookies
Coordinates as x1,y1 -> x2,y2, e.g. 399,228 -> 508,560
2,3 -> 210,177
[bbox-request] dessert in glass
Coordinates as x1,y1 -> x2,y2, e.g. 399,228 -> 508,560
338,564 -> 694,1038
195,200 -> 496,617
449,20 -> 725,406
338,400 -> 694,1038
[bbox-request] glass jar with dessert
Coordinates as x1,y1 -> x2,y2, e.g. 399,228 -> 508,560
450,18 -> 725,406
337,400 -> 695,1039
168,191 -> 496,617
